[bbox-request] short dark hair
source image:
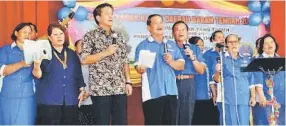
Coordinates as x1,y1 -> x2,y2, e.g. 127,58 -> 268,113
255,37 -> 262,48
210,30 -> 223,42
47,23 -> 69,47
172,21 -> 189,32
10,22 -> 32,41
74,39 -> 82,47
27,22 -> 38,33
225,34 -> 239,44
147,14 -> 163,26
258,33 -> 279,54
93,3 -> 114,25
188,36 -> 203,45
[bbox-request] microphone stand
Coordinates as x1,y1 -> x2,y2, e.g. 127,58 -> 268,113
218,46 -> 226,126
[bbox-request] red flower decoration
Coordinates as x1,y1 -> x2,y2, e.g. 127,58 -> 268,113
275,111 -> 280,117
274,103 -> 281,109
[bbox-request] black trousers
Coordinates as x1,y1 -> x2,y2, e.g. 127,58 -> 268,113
36,104 -> 78,125
192,99 -> 220,125
90,94 -> 127,125
78,105 -> 95,125
142,95 -> 177,125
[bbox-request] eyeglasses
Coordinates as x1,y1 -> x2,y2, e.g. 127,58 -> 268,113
227,41 -> 239,44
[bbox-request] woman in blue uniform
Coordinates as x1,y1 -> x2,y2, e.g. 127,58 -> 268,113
253,34 -> 285,125
189,36 -> 219,125
213,34 -> 256,125
0,22 -> 35,125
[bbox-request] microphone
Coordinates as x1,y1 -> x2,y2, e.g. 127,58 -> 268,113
112,38 -> 116,44
216,43 -> 224,49
69,4 -> 79,19
164,42 -> 168,53
111,33 -> 118,44
59,4 -> 79,29
216,56 -> 221,63
183,43 -> 190,57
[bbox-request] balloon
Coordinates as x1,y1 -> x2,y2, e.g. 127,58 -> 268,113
177,0 -> 188,4
261,1 -> 270,12
75,6 -> 88,21
161,0 -> 174,6
248,12 -> 262,26
248,1 -> 261,12
262,12 -> 270,27
57,7 -> 70,21
62,0 -> 76,8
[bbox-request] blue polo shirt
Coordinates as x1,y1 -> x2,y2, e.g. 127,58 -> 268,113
195,50 -> 211,100
221,52 -> 254,105
253,53 -> 285,105
195,69 -> 210,100
0,42 -> 34,98
35,46 -> 85,105
134,37 -> 184,102
204,48 -> 220,85
174,43 -> 204,75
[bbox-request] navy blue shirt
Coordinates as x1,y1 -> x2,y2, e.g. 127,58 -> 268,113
35,46 -> 85,105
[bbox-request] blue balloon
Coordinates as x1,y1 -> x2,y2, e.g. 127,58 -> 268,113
261,1 -> 270,12
248,1 -> 261,12
62,0 -> 76,8
57,7 -> 70,21
75,6 -> 88,21
262,12 -> 270,27
248,12 -> 262,26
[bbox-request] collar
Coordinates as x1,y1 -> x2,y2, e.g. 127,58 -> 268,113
225,51 -> 243,58
262,52 -> 279,58
96,27 -> 116,36
52,46 -> 66,55
11,42 -> 17,49
147,36 -> 168,43
211,47 -> 216,52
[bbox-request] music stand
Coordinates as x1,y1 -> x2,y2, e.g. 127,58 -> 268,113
242,57 -> 285,125
242,58 -> 285,73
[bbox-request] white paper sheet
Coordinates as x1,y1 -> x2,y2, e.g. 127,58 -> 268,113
138,50 -> 156,68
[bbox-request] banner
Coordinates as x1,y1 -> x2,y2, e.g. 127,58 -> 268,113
70,7 -> 259,61
69,7 -> 260,84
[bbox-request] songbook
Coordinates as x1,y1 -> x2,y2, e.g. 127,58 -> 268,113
23,39 -> 52,64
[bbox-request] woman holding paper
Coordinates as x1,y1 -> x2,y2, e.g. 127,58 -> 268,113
0,22 -> 35,125
32,23 -> 85,125
252,34 -> 285,125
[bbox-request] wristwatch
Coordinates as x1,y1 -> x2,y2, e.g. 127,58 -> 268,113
191,56 -> 197,61
126,80 -> 133,85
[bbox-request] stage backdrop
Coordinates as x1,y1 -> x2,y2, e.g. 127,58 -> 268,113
67,7 -> 261,84
69,7 -> 259,61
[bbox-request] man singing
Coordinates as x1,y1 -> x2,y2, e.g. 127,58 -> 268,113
134,14 -> 184,125
80,3 -> 132,125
